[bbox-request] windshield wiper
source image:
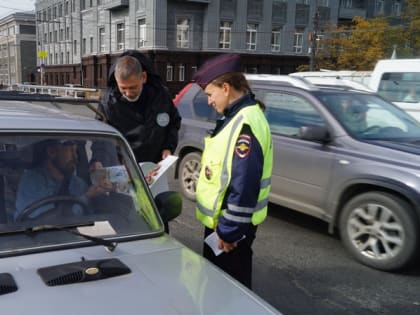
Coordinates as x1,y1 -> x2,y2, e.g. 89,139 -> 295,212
26,223 -> 118,252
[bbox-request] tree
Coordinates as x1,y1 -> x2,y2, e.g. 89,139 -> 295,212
315,17 -> 402,71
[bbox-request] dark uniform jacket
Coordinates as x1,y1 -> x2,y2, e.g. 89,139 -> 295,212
97,50 -> 181,163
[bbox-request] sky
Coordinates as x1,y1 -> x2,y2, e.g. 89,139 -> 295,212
0,1 -> 36,19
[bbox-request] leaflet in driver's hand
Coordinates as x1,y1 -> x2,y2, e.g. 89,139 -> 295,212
90,165 -> 131,194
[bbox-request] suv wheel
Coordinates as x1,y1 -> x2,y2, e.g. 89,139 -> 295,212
339,192 -> 419,271
178,152 -> 201,201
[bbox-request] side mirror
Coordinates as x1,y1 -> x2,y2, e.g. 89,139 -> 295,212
154,191 -> 182,233
299,125 -> 330,143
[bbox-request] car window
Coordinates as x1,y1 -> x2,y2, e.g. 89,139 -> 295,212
0,134 -> 161,257
194,90 -> 220,121
320,93 -> 420,139
378,72 -> 420,103
261,91 -> 326,136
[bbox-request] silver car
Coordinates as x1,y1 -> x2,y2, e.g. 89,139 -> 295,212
0,96 -> 281,315
174,76 -> 420,271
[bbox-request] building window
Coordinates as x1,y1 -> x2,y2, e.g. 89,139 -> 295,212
82,38 -> 86,55
392,0 -> 401,16
341,0 -> 352,8
99,27 -> 105,52
375,0 -> 384,15
117,23 -> 125,50
90,37 -> 93,53
293,31 -> 303,53
64,1 -> 69,15
66,27 -> 70,40
59,29 -> 64,41
81,0 -> 86,11
66,51 -> 70,63
137,19 -> 146,48
246,24 -> 258,50
178,64 -> 185,81
271,27 -> 281,52
219,21 -> 232,49
176,18 -> 190,48
73,39 -> 77,54
60,52 -> 63,64
72,0 -> 75,12
166,64 -> 173,81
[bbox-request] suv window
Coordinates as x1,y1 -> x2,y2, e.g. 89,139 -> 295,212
193,91 -> 219,121
261,91 -> 325,136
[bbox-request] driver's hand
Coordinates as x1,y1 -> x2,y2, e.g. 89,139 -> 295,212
86,180 -> 114,197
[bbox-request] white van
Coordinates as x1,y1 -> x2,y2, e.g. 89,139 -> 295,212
368,59 -> 420,121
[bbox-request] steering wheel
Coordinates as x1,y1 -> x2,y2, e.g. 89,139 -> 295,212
16,195 -> 88,222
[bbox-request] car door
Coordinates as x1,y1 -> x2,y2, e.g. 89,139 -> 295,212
259,89 -> 336,219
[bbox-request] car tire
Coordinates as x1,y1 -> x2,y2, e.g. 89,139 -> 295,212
178,151 -> 202,201
339,191 -> 419,271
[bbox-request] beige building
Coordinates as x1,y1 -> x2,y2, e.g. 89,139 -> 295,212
0,12 -> 37,87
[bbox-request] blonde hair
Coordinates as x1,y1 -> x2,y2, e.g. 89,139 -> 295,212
210,72 -> 265,110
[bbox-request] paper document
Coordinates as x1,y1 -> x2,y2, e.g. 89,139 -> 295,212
204,231 -> 246,256
140,155 -> 178,196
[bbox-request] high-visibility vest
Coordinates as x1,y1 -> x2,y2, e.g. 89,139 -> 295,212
196,104 -> 273,229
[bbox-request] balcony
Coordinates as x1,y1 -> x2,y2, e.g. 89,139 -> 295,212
103,0 -> 129,11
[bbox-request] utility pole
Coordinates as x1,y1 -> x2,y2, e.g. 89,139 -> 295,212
309,3 -> 319,71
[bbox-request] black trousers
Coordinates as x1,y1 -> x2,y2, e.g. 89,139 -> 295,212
203,225 -> 257,289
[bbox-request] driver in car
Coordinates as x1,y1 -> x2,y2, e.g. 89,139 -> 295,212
14,139 -> 113,222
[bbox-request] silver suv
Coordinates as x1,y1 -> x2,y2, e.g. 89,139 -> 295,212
174,75 -> 420,271
0,95 -> 281,315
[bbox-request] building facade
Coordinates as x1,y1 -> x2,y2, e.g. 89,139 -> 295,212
0,13 -> 37,87
34,0 -> 405,95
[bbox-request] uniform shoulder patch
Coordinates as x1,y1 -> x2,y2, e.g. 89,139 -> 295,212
235,134 -> 252,158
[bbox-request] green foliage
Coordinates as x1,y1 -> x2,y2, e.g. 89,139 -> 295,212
314,4 -> 420,71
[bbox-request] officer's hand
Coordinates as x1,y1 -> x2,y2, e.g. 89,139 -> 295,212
217,236 -> 238,253
161,149 -> 171,160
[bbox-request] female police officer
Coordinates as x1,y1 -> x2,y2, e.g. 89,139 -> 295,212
193,54 -> 273,289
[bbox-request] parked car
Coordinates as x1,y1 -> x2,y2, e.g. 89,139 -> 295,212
0,95 -> 282,315
174,75 -> 420,271
368,59 -> 420,121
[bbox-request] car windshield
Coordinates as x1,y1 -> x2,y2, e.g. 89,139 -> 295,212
0,133 -> 162,256
319,93 -> 420,140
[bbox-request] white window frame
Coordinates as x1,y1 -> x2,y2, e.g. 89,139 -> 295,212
219,21 -> 232,49
178,64 -> 185,82
166,64 -> 173,82
271,27 -> 281,52
138,19 -> 146,48
246,24 -> 258,50
117,23 -> 125,51
99,27 -> 105,52
375,0 -> 384,14
293,31 -> 303,53
176,18 -> 190,48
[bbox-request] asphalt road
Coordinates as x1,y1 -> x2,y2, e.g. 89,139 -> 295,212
167,176 -> 420,315
53,100 -> 420,315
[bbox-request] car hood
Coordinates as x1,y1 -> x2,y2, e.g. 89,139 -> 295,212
0,236 -> 281,315
366,139 -> 420,155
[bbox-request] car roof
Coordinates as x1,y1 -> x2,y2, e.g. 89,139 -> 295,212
0,99 -> 117,134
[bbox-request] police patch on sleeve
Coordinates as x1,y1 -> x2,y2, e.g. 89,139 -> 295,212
156,112 -> 170,127
235,134 -> 252,158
